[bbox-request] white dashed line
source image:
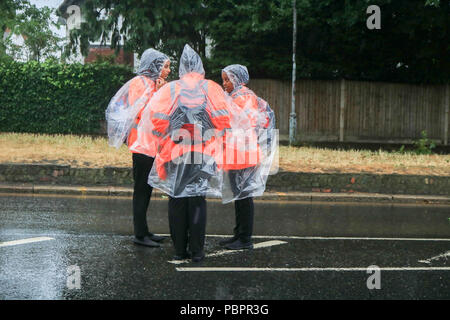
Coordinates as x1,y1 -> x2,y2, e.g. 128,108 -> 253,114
176,267 -> 450,272
0,237 -> 55,248
205,235 -> 450,242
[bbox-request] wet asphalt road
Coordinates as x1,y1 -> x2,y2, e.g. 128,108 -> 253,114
0,194 -> 449,300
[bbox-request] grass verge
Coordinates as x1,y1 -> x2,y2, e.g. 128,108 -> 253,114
1,133 -> 449,176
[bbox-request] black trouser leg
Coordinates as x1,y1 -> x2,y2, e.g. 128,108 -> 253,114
168,196 -> 207,257
168,197 -> 189,256
188,196 -> 207,256
234,197 -> 254,243
132,153 -> 154,238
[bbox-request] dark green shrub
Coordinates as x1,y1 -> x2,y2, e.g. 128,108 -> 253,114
0,60 -> 134,134
413,130 -> 436,155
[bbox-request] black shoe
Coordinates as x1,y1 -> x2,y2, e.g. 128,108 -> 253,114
225,239 -> 253,250
148,233 -> 166,243
192,252 -> 205,263
173,252 -> 191,260
219,237 -> 238,246
133,236 -> 160,248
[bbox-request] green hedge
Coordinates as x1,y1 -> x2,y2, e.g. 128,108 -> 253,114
0,60 -> 134,134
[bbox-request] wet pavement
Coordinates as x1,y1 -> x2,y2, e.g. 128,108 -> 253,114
0,194 -> 449,300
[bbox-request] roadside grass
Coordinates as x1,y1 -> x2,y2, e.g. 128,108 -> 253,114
0,133 -> 131,168
280,146 -> 450,176
1,133 -> 449,175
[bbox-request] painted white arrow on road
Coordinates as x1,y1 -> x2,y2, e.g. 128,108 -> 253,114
418,251 -> 450,264
168,240 -> 288,265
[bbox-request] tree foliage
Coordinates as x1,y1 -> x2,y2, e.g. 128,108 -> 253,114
0,0 -> 29,58
65,0 -> 449,83
1,1 -> 63,62
66,1 -> 207,61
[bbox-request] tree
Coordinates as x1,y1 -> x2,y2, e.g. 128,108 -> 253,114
65,1 -> 208,64
0,0 -> 29,58
205,0 -> 293,81
5,4 -> 63,62
211,0 -> 450,83
64,0 -> 450,84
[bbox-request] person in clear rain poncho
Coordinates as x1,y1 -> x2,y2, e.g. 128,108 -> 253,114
130,44 -> 239,262
219,64 -> 277,250
105,48 -> 170,248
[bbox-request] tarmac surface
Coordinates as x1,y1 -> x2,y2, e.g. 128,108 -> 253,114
0,193 -> 449,300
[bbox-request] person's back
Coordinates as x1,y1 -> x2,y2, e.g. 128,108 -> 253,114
134,44 -> 235,262
142,46 -> 232,198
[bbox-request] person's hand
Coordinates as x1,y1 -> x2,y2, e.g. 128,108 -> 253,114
156,78 -> 167,90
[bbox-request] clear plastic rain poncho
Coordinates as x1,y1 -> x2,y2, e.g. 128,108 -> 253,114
131,44 -> 248,198
105,48 -> 169,148
221,64 -> 278,203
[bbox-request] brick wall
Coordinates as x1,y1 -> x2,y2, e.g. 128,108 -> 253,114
85,47 -> 134,66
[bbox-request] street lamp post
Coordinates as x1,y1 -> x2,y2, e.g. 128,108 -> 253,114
289,0 -> 297,145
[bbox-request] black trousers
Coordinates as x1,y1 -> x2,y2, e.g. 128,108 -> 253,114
168,196 -> 207,257
233,197 -> 254,243
132,153 -> 154,238
228,169 -> 255,243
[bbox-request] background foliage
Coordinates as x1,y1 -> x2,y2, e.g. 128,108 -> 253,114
66,0 -> 449,84
0,60 -> 133,134
1,0 -> 63,62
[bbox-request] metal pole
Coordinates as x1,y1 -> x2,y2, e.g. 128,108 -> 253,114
444,84 -> 449,145
339,79 -> 346,142
289,0 -> 297,145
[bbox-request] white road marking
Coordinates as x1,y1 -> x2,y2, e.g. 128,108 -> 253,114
168,240 -> 288,265
418,251 -> 450,264
204,234 -> 450,242
176,267 -> 450,272
0,237 -> 55,248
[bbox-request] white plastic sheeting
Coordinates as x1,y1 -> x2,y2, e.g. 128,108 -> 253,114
105,76 -> 155,148
105,48 -> 168,149
221,66 -> 277,203
131,45 -> 231,197
129,47 -> 277,201
136,48 -> 170,80
222,64 -> 249,89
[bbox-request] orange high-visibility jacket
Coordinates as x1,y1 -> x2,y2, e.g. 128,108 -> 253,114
232,86 -> 270,129
221,85 -> 265,171
148,72 -> 232,180
126,76 -> 157,155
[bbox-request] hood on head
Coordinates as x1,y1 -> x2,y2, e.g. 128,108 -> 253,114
179,44 -> 205,77
137,48 -> 169,80
222,64 -> 249,89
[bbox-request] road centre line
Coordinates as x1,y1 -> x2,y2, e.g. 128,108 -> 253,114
0,237 -> 55,248
176,267 -> 450,272
168,240 -> 288,264
204,234 -> 450,242
2,233 -> 447,243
